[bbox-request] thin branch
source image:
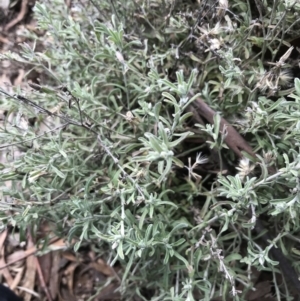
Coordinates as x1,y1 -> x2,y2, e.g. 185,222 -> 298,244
0,89 -> 80,126
0,88 -> 146,200
0,123 -> 68,150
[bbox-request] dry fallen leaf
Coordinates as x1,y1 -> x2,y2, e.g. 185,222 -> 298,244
23,237 -> 36,301
48,251 -> 61,300
89,259 -> 114,277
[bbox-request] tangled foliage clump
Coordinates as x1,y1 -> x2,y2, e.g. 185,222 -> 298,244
1,0 -> 300,300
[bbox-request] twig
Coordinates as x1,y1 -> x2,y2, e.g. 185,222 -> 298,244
0,89 -> 80,126
0,88 -> 146,200
4,0 -> 28,31
0,123 -> 69,150
192,97 -> 256,158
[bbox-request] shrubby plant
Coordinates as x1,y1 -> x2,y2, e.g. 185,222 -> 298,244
1,0 -> 300,300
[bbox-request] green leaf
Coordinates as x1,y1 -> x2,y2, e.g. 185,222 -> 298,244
224,253 -> 242,262
295,78 -> 300,96
51,165 -> 66,179
117,241 -> 125,260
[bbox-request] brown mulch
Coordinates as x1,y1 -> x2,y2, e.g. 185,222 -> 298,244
0,228 -> 121,300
